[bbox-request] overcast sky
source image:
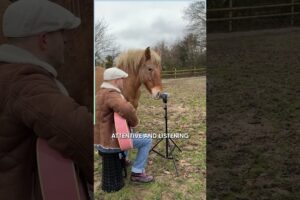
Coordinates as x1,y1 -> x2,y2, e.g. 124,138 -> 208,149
94,0 -> 195,51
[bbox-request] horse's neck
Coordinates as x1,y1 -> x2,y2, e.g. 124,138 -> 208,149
123,76 -> 142,108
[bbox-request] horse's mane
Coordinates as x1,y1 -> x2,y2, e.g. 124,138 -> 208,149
114,49 -> 161,74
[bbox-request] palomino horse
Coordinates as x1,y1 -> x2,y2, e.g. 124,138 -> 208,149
96,47 -> 163,108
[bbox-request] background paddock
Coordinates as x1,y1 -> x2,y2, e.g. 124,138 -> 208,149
94,76 -> 206,200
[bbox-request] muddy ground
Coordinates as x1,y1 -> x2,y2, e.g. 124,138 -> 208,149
207,28 -> 300,200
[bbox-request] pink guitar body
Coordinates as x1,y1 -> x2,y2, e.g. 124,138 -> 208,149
114,112 -> 133,150
37,138 -> 87,200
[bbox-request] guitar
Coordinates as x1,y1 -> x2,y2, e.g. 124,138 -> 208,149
37,138 -> 88,200
114,112 -> 133,150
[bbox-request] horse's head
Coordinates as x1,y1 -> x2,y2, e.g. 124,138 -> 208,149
115,47 -> 163,106
138,47 -> 163,99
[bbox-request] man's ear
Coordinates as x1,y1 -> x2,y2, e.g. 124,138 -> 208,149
37,33 -> 48,51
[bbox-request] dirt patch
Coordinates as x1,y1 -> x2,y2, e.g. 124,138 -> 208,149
207,28 -> 300,199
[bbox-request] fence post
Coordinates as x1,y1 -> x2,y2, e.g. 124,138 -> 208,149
229,0 -> 233,32
291,0 -> 295,26
174,68 -> 177,79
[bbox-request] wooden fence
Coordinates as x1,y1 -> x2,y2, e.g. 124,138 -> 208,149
162,68 -> 206,79
208,1 -> 300,32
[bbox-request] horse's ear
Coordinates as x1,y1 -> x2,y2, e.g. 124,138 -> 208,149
145,47 -> 151,60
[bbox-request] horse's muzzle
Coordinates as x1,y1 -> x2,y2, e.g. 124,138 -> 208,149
151,87 -> 162,99
154,92 -> 161,100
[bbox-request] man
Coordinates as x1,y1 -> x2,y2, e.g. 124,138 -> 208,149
95,67 -> 154,183
0,0 -> 92,199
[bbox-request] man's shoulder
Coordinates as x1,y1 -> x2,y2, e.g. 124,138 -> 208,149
0,63 -> 57,94
96,88 -> 122,101
98,88 -> 121,95
0,62 -> 52,78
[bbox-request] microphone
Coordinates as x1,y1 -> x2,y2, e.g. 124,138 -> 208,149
159,92 -> 169,103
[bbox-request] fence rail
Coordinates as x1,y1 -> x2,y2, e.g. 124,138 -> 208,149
162,68 -> 206,79
208,1 -> 300,32
209,2 -> 300,12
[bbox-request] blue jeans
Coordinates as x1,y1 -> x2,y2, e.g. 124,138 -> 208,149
129,133 -> 152,173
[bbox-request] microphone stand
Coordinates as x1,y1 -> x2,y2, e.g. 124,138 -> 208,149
151,95 -> 182,176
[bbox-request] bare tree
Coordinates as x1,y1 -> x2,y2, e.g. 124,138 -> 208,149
154,41 -> 171,69
184,1 -> 206,53
154,33 -> 205,70
95,19 -> 120,66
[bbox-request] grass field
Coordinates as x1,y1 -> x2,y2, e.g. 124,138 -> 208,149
207,28 -> 300,199
94,76 -> 206,200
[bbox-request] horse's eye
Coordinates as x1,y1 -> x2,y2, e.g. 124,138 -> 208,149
148,68 -> 153,72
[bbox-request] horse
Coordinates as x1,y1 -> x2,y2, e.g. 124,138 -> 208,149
96,47 -> 163,108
